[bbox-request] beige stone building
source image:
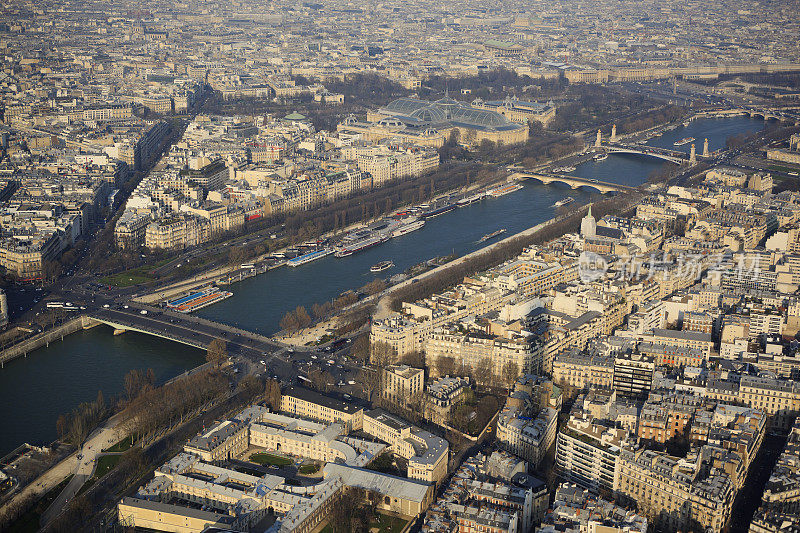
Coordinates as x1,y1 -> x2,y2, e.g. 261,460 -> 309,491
145,215 -> 210,250
552,351 -> 614,391
280,386 -> 364,431
118,497 -> 239,533
362,409 -> 449,485
617,448 -> 735,533
381,364 -> 424,407
471,97 -> 556,126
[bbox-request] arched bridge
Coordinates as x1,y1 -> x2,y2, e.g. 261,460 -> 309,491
605,143 -> 688,164
742,108 -> 791,121
89,306 -> 289,357
510,172 -> 635,194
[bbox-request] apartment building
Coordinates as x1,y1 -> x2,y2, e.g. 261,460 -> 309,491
638,342 -> 707,368
554,392 -> 634,493
423,452 -> 546,533
425,376 -> 470,426
617,448 -> 735,533
426,325 -> 543,378
552,351 -> 615,392
371,285 -> 511,357
612,355 -> 656,401
363,409 -> 448,485
346,145 -> 439,187
738,376 -> 800,430
144,215 -> 210,250
280,386 -> 365,431
496,376 -> 561,468
749,417 -> 800,533
381,364 -> 424,407
537,483 -> 647,533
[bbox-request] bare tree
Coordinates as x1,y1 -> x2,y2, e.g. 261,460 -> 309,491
359,367 -> 381,403
502,361 -> 520,391
370,340 -> 397,367
436,355 -> 456,378
206,338 -> 227,367
474,359 -> 494,388
350,334 -> 370,363
264,378 -> 282,410
400,350 -> 425,368
309,369 -> 327,392
238,374 -> 262,399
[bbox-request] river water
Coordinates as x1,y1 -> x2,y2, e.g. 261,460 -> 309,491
0,116 -> 765,455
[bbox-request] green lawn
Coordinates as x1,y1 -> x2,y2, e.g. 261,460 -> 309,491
101,258 -> 173,287
298,463 -> 320,475
94,454 -> 121,477
373,514 -> 408,533
7,475 -> 73,533
103,436 -> 132,453
101,269 -> 154,287
769,164 -> 800,174
249,452 -> 293,467
77,454 -> 122,496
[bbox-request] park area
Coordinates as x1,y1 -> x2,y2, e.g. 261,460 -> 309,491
248,452 -> 293,467
321,512 -> 408,533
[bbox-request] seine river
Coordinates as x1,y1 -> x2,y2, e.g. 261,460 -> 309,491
0,116 -> 764,455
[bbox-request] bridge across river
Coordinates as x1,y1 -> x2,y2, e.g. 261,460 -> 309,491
605,142 -> 689,164
89,306 -> 291,358
511,172 -> 637,194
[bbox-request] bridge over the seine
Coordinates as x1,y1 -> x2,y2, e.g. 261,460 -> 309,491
510,172 -> 636,194
605,143 -> 689,164
89,306 -> 291,358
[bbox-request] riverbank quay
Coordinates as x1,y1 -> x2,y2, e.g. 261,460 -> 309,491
41,382 -> 262,532
130,183 -> 509,306
277,190 -> 644,345
0,316 -> 100,368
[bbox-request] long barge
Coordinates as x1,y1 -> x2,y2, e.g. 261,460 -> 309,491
334,232 -> 389,257
457,192 -> 486,207
392,218 -> 425,237
166,287 -> 233,313
487,183 -> 524,197
286,248 -> 333,267
420,200 -> 457,218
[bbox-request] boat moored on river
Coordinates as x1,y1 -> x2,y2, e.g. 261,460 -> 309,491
167,287 -> 233,313
370,260 -> 394,272
286,248 -> 334,267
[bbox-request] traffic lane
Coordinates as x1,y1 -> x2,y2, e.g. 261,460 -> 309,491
96,310 -> 281,357
99,307 -> 283,356
126,302 -> 290,349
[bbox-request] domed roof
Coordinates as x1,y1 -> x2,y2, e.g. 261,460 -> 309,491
434,97 -> 460,106
409,105 -> 447,123
450,106 -> 509,127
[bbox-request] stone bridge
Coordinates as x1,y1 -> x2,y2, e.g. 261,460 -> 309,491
510,172 -> 635,194
89,306 -> 289,356
605,143 -> 688,164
